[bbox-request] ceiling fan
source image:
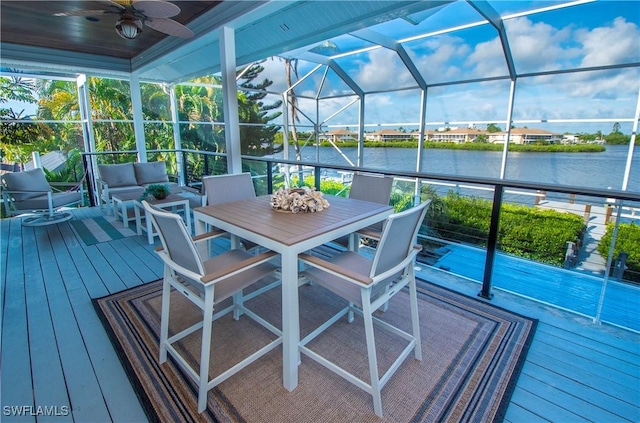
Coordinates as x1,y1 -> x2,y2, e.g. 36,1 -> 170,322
54,0 -> 194,40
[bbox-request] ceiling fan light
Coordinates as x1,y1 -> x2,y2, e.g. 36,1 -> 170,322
115,17 -> 142,39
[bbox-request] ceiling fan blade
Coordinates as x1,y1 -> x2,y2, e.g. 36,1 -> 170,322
133,0 -> 180,18
145,18 -> 194,38
53,10 -> 111,17
107,1 -> 128,10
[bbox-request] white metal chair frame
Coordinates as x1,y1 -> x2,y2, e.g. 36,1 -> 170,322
142,201 -> 282,413
298,199 -> 431,417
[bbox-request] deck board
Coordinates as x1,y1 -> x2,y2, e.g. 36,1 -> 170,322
50,217 -> 148,422
22,226 -> 73,421
1,208 -> 639,422
2,219 -> 35,422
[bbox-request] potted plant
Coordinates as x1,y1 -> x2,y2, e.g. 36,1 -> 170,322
140,184 -> 170,201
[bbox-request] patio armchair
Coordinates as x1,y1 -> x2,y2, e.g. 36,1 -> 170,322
141,200 -> 282,413
298,199 -> 431,417
331,172 -> 394,250
1,168 -> 83,226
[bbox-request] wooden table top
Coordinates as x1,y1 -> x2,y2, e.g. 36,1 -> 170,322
194,195 -> 392,247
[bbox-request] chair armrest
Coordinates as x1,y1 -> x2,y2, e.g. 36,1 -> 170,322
154,229 -> 227,251
369,245 -> 422,284
201,250 -> 278,284
299,253 -> 373,285
355,227 -> 382,240
193,229 -> 227,243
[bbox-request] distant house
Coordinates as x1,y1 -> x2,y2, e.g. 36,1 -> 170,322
429,128 -> 486,143
320,129 -> 358,142
2,150 -> 68,176
410,130 -> 437,140
365,129 -> 413,141
23,150 -> 68,173
488,128 -> 562,145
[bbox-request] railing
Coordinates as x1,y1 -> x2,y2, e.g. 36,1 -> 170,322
80,149 -> 640,332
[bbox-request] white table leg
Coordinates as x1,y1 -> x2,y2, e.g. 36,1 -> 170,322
134,204 -> 143,235
146,212 -> 154,244
184,203 -> 192,234
121,201 -> 130,228
281,249 -> 300,391
194,216 -> 209,257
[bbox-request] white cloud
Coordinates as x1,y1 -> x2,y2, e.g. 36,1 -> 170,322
503,17 -> 575,72
577,17 -> 640,67
352,48 -> 415,92
262,10 -> 640,131
465,37 -> 508,78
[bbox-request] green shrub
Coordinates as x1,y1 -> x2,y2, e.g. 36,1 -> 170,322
429,192 -> 585,266
598,222 -> 640,282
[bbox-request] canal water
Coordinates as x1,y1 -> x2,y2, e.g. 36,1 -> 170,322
270,144 -> 639,194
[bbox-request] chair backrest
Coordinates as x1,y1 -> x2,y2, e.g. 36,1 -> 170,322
349,173 -> 393,205
1,168 -> 52,200
141,201 -> 205,282
370,199 -> 431,290
202,173 -> 256,206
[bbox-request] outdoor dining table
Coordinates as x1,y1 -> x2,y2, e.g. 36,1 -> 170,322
192,194 -> 393,391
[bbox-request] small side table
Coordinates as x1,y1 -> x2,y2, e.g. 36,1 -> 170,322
135,194 -> 191,244
111,189 -> 145,228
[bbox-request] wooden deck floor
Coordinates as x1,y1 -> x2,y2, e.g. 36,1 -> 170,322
1,208 -> 639,422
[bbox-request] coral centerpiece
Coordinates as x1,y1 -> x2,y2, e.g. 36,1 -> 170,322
270,187 -> 330,213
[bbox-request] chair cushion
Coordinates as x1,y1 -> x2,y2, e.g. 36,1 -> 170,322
302,251 -> 372,306
98,163 -> 137,188
203,249 -> 277,304
14,191 -> 81,211
2,168 -> 51,200
134,162 -> 169,185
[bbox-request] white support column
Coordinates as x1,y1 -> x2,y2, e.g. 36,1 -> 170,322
77,74 -> 99,205
130,74 -> 147,163
220,25 -> 242,174
168,84 -> 185,186
499,79 -> 517,179
357,95 -> 365,167
414,88 -> 427,204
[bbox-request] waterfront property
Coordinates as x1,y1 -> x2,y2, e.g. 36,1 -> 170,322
2,204 -> 639,422
1,0 -> 640,421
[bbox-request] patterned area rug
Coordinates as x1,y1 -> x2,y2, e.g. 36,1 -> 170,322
94,279 -> 536,423
70,216 -> 137,245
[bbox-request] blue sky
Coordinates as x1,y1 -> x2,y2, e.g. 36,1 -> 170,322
4,1 -> 639,136
260,0 -> 640,134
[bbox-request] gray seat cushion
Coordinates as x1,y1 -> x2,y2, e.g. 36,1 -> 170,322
98,163 -> 137,188
134,162 -> 170,185
16,191 -> 81,211
2,168 -> 51,200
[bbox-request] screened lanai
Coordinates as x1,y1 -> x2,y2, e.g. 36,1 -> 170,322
1,1 -> 640,421
2,0 -> 639,189
2,0 -> 640,318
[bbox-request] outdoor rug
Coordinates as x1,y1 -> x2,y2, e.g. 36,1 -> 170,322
94,279 -> 537,423
70,215 -> 137,246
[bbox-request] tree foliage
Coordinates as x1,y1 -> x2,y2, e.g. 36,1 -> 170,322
0,77 -> 53,162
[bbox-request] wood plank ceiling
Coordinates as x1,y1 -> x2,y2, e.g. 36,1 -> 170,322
0,1 -> 221,60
